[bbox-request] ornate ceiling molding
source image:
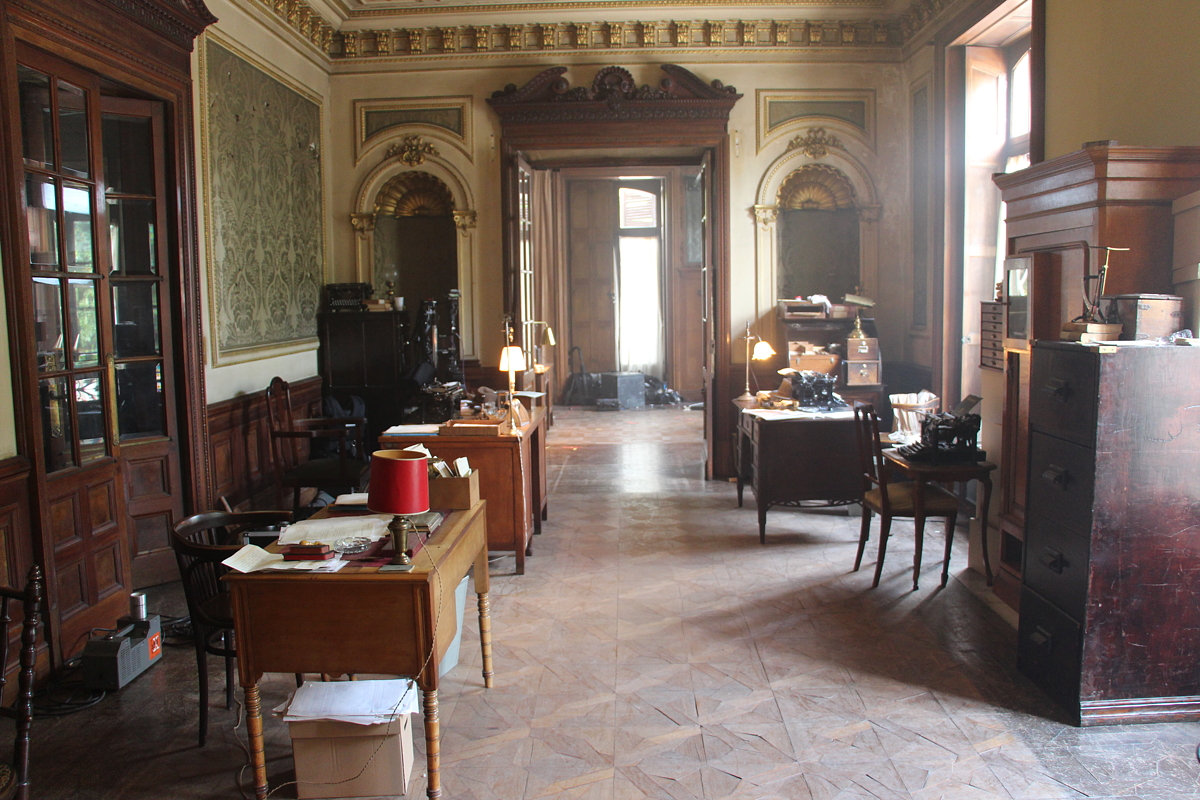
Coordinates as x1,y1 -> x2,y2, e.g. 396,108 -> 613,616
246,0 -> 338,53
332,18 -> 901,58
347,0 -> 891,20
486,64 -> 741,124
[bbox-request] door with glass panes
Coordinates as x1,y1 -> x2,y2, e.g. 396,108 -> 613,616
18,49 -> 183,656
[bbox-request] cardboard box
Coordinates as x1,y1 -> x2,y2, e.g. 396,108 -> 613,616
290,714 -> 413,799
427,469 -> 480,510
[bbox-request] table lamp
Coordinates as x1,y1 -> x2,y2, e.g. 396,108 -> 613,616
499,343 -> 527,433
735,321 -> 777,408
529,321 -> 556,370
367,449 -> 429,571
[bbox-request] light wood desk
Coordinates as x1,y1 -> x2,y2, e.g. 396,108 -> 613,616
226,500 -> 494,800
380,406 -> 547,574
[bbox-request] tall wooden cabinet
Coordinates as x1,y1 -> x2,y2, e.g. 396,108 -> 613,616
1018,341 -> 1200,725
992,144 -> 1200,610
317,311 -> 411,444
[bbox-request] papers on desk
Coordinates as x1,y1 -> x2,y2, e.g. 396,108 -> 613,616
383,424 -> 441,435
278,515 -> 391,545
744,407 -> 854,420
221,545 -> 349,573
284,679 -> 419,725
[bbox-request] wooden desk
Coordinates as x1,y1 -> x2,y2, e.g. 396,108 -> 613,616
226,501 -> 494,800
734,408 -> 862,543
380,407 -> 547,575
881,450 -> 997,585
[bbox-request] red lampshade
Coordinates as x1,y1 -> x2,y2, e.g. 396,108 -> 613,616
367,450 -> 429,515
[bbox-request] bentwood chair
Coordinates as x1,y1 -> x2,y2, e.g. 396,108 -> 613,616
852,403 -> 960,591
171,511 -> 292,746
264,376 -> 370,512
0,566 -> 42,800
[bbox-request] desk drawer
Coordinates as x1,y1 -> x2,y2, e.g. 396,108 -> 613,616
1018,586 -> 1082,713
1030,346 -> 1098,446
1028,432 -> 1095,535
1023,513 -> 1089,620
846,360 -> 880,385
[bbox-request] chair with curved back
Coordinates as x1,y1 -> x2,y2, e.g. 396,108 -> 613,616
0,566 -> 42,800
264,377 -> 371,512
171,510 -> 292,746
852,403 -> 960,590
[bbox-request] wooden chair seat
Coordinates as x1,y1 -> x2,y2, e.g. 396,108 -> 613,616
863,482 -> 959,516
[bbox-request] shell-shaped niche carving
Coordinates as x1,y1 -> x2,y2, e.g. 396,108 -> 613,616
777,164 -> 857,211
375,171 -> 455,217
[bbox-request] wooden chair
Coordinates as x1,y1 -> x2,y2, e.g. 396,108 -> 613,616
171,511 -> 292,746
0,566 -> 42,800
852,403 -> 960,591
264,376 -> 370,511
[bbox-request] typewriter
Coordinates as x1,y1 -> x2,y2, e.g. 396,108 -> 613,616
893,395 -> 984,464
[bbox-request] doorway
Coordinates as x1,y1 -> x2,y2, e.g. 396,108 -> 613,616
559,166 -> 705,403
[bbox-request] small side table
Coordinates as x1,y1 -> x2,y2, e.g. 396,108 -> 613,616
881,450 -> 997,585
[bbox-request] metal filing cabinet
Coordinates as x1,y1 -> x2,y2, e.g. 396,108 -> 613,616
1017,341 -> 1200,725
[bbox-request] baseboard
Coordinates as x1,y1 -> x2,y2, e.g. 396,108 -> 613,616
1079,695 -> 1200,726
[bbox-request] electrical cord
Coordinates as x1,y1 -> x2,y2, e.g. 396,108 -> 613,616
31,656 -> 105,717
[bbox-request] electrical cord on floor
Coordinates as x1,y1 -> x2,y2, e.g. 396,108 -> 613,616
31,656 -> 105,717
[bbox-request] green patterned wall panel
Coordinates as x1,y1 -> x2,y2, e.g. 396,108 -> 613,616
205,40 -> 323,359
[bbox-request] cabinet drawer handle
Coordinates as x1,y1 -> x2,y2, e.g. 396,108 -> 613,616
1041,464 -> 1070,488
1041,378 -> 1072,402
1038,547 -> 1066,574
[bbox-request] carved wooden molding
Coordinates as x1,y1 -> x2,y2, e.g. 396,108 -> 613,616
100,0 -> 217,46
487,65 -> 741,124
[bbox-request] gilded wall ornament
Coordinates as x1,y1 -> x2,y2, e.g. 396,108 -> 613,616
350,212 -> 376,233
786,127 -> 845,159
753,205 -> 778,231
387,135 -> 439,167
453,210 -> 477,233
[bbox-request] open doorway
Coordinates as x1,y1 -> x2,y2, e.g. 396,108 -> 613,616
557,167 -> 704,402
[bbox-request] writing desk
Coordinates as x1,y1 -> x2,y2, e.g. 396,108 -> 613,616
380,406 -> 547,574
881,450 -> 997,584
735,407 -> 862,543
226,500 -> 494,800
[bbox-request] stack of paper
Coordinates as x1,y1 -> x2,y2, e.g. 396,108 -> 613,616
277,515 -> 391,545
221,545 -> 348,573
285,679 -> 419,725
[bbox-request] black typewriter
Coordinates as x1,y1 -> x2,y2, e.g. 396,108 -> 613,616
894,410 -> 983,464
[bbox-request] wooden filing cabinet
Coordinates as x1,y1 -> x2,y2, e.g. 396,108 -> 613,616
1017,341 -> 1200,725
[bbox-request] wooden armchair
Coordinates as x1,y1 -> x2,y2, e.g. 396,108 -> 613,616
0,566 -> 43,800
264,377 -> 371,511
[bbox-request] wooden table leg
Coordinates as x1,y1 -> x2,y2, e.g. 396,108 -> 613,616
978,475 -> 994,585
477,592 -> 494,688
423,689 -> 441,799
912,479 -> 927,591
245,684 -> 268,800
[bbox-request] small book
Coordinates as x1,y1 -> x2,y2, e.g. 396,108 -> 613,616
283,550 -> 337,561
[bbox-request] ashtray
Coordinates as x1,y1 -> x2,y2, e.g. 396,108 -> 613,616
333,536 -> 371,555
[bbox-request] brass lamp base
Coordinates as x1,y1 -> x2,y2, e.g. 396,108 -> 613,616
381,514 -> 415,572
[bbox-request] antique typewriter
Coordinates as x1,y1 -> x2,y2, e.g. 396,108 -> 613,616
322,282 -> 374,312
893,395 -> 983,464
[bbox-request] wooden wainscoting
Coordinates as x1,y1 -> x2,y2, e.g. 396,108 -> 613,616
206,377 -> 323,511
0,457 -> 47,698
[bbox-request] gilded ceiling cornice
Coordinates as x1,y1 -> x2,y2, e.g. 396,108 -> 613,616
347,0 -> 888,20
333,18 -> 901,58
241,0 -> 951,59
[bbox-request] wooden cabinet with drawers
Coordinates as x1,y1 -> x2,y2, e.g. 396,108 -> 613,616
1017,340 -> 1200,725
980,301 -> 1004,370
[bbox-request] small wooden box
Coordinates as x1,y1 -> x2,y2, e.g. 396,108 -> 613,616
845,360 -> 881,385
427,469 -> 480,510
1103,294 -> 1183,340
846,337 -> 880,360
438,419 -> 503,436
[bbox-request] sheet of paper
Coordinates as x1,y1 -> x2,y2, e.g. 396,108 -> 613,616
332,492 -> 369,506
221,545 -> 285,573
453,457 -> 471,477
403,443 -> 433,458
277,515 -> 391,545
383,424 -> 441,434
514,390 -> 546,398
284,678 -> 419,723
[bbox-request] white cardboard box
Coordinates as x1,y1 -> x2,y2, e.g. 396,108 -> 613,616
290,713 -> 413,799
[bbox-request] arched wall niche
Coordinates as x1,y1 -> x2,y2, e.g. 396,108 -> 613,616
752,131 -> 881,342
351,138 -> 480,360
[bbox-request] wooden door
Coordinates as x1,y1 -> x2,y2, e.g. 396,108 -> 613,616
17,50 -> 130,655
698,153 -> 716,476
101,97 -> 185,589
668,167 -> 706,401
567,180 -> 618,373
